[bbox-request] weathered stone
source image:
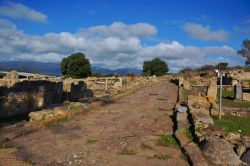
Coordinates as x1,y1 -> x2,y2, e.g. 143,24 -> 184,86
201,136 -> 242,165
4,70 -> 19,80
188,95 -> 211,116
176,104 -> 188,113
207,78 -> 217,99
242,136 -> 250,148
232,79 -> 238,86
69,81 -> 93,102
0,80 -> 63,118
242,81 -> 250,89
235,81 -> 243,100
243,93 -> 250,101
226,132 -> 241,142
196,116 -> 214,125
29,109 -> 67,122
183,143 -> 208,166
236,144 -> 246,157
183,79 -> 191,89
242,149 -> 250,165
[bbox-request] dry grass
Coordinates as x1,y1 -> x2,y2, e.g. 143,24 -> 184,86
33,112 -> 69,128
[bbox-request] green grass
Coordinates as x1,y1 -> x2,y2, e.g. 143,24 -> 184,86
119,147 -> 136,155
86,139 -> 98,144
243,80 -> 250,84
140,143 -> 154,150
218,89 -> 250,108
68,104 -> 85,111
156,134 -> 179,147
176,128 -> 193,140
214,113 -> 250,136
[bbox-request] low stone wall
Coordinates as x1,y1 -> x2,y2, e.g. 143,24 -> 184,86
0,80 -> 63,118
0,75 -> 157,119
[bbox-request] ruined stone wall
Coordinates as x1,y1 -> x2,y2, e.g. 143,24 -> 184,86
223,69 -> 250,81
0,80 -> 63,118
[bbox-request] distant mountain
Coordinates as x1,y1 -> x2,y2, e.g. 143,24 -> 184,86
92,66 -> 142,75
0,61 -> 142,76
0,61 -> 61,76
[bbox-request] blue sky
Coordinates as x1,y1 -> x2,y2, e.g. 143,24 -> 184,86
0,0 -> 249,71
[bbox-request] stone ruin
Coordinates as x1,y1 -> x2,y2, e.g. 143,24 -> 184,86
175,74 -> 250,165
0,71 -> 93,119
0,80 -> 63,118
0,71 -> 158,119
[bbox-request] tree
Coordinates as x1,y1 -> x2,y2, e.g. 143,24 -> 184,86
216,62 -> 228,70
143,58 -> 168,76
238,39 -> 250,65
198,64 -> 215,71
61,52 -> 92,78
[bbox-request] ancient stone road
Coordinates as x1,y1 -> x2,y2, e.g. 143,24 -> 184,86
9,79 -> 188,165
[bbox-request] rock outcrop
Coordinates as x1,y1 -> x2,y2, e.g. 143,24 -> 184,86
201,136 -> 242,165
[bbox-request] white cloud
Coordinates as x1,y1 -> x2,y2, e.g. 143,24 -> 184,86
203,45 -> 236,55
79,22 -> 157,38
183,23 -> 230,41
0,19 -> 240,72
0,2 -> 48,22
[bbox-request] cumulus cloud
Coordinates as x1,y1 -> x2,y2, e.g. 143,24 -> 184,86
203,45 -> 236,55
183,23 -> 230,41
0,2 -> 48,22
0,19 -> 239,71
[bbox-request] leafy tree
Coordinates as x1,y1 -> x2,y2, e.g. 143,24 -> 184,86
238,39 -> 250,65
216,62 -> 228,70
198,64 -> 215,71
143,58 -> 168,76
61,52 -> 92,78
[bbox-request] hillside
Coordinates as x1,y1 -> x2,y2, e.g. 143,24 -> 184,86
0,61 -> 142,76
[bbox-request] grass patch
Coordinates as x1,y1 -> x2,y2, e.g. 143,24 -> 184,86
176,128 -> 193,139
140,143 -> 154,150
154,154 -> 172,160
68,104 -> 85,111
0,143 -> 14,149
86,139 -> 98,144
214,113 -> 250,136
34,114 -> 69,128
119,147 -> 136,155
156,134 -> 178,147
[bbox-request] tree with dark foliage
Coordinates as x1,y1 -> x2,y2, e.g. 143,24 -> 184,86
216,62 -> 228,70
143,58 -> 168,76
238,39 -> 250,65
198,64 -> 215,71
61,52 -> 92,78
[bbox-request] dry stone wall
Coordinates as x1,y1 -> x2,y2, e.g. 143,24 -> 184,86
0,80 -> 63,118
0,74 -> 157,118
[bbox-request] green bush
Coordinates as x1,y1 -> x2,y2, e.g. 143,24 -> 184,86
143,58 -> 168,76
61,52 -> 91,78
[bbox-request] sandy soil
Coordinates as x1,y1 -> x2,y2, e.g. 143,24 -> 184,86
9,79 -> 188,166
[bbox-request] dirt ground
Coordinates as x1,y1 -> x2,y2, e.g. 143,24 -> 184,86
7,80 -> 188,166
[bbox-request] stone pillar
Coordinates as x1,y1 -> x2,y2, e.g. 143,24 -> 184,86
234,81 -> 243,100
119,77 -> 123,86
105,79 -> 108,92
207,78 -> 217,99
